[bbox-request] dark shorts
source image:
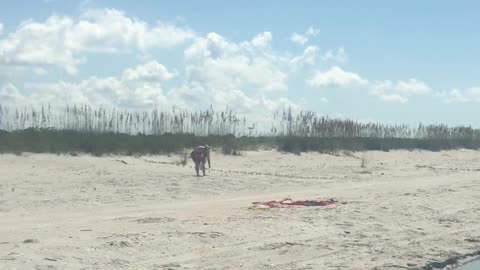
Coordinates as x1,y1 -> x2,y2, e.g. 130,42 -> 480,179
191,152 -> 206,165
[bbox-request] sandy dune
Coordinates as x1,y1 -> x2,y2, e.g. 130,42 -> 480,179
1,149 -> 480,269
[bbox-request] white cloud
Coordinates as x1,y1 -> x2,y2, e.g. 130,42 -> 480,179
185,32 -> 288,92
469,87 -> 480,95
2,61 -> 176,109
0,83 -> 27,104
0,16 -> 82,74
371,81 -> 390,96
4,11 -> 443,113
122,61 -> 176,82
289,26 -> 319,45
371,79 -> 430,103
307,66 -> 368,88
73,9 -> 195,52
468,87 -> 480,101
290,32 -> 308,45
434,87 -> 480,104
380,94 -> 408,104
290,46 -> 319,69
394,79 -> 430,95
169,83 -> 297,116
171,31 -> 301,115
0,23 -> 3,36
372,79 -> 430,96
321,48 -> 347,63
251,32 -> 272,47
437,89 -> 469,104
0,8 -> 195,74
306,67 -> 429,104
432,87 -> 480,104
306,26 -> 319,37
30,78 -> 167,109
2,55 -> 299,116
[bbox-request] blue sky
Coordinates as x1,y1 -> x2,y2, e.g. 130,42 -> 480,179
1,1 -> 480,126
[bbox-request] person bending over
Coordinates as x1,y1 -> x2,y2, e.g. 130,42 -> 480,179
190,145 -> 211,176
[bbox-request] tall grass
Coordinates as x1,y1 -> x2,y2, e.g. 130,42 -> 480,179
0,105 -> 248,136
273,108 -> 480,140
1,104 -> 480,155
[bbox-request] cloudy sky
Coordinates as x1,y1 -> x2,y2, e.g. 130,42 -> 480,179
1,0 -> 480,125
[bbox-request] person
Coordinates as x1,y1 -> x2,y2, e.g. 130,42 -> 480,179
190,145 -> 211,176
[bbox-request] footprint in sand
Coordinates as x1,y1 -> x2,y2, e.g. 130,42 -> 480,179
134,217 -> 175,224
158,263 -> 181,270
34,265 -> 57,270
110,258 -> 130,268
106,240 -> 133,248
23,238 -> 39,244
264,261 -> 312,270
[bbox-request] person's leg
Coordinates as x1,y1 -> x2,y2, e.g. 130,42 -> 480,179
200,160 -> 206,176
194,159 -> 200,176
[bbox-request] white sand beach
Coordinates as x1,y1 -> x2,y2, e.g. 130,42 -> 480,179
1,150 -> 480,270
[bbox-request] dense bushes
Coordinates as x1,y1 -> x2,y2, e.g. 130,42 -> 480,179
1,129 -> 479,156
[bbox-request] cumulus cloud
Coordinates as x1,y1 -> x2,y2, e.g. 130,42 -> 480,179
0,16 -> 83,74
370,79 -> 430,103
307,66 -> 368,88
468,87 -> 480,102
161,30 -> 305,115
1,28 -> 302,118
393,79 -> 430,95
289,26 -> 319,45
0,8 -> 195,74
290,46 -> 319,69
306,66 -> 430,104
290,26 -> 348,63
306,26 -> 319,37
3,10 -> 441,114
434,87 -> 480,104
3,61 -> 176,108
74,9 -> 195,51
437,89 -> 469,104
3,53 -> 299,116
122,61 -> 176,82
173,31 -> 301,115
184,32 -> 288,92
321,48 -> 347,63
251,32 -> 272,47
379,94 -> 408,104
169,83 -> 297,117
290,32 -> 308,45
0,83 -> 27,104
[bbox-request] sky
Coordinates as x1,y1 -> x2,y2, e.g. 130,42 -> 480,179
1,0 -> 480,126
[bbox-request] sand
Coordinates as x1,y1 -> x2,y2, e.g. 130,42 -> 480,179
1,149 -> 480,270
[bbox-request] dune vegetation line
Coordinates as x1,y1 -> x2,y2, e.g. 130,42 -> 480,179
1,104 -> 480,155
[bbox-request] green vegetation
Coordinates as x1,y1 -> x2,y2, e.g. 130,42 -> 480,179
1,105 -> 479,155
